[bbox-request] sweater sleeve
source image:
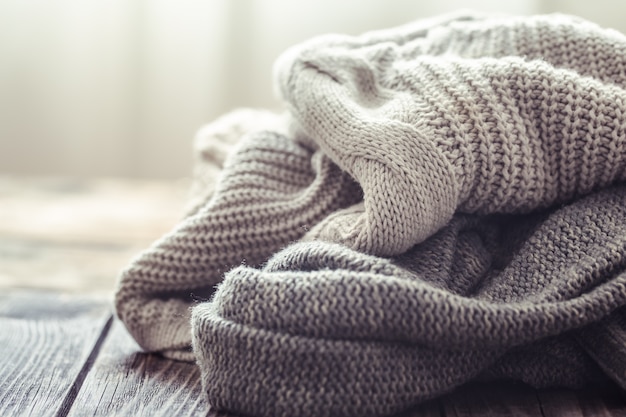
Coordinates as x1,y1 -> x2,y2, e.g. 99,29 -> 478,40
114,109 -> 361,358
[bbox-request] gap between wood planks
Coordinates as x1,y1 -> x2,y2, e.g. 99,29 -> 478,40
54,315 -> 114,417
51,316 -> 626,417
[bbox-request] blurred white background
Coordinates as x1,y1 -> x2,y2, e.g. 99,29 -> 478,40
1,0 -> 625,179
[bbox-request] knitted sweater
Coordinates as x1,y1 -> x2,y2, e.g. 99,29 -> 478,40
115,11 -> 626,417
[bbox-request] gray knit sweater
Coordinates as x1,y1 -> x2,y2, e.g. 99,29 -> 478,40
115,11 -> 626,417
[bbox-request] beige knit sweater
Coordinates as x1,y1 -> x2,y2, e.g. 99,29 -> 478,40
115,11 -> 626,417
275,11 -> 626,255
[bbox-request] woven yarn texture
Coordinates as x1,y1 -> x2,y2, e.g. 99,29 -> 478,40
115,11 -> 626,417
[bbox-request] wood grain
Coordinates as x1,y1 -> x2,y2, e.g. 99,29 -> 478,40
0,176 -> 186,293
0,237 -> 140,293
0,291 -> 111,417
0,176 -> 187,245
67,319 -> 210,417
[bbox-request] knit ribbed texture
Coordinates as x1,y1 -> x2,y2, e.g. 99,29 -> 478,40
192,186 -> 626,417
115,11 -> 626,417
115,109 -> 361,359
276,11 -> 626,256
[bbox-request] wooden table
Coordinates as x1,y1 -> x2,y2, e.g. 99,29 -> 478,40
2,176 -> 626,417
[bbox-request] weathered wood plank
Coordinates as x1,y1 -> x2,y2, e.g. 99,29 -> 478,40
0,290 -> 111,319
67,319 -> 210,417
0,290 -> 112,417
0,236 -> 140,293
0,176 -> 186,293
0,176 -> 186,245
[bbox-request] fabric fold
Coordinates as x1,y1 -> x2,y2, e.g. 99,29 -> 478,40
276,12 -> 626,256
114,10 -> 626,417
576,307 -> 626,390
191,185 -> 626,417
115,110 -> 361,357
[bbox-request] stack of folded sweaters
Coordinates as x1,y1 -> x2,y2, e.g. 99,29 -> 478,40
115,10 -> 626,417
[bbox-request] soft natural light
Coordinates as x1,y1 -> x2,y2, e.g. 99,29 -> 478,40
7,0 -> 625,178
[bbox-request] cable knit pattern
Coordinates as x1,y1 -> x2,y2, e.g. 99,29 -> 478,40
276,12 -> 626,255
115,11 -> 626,417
